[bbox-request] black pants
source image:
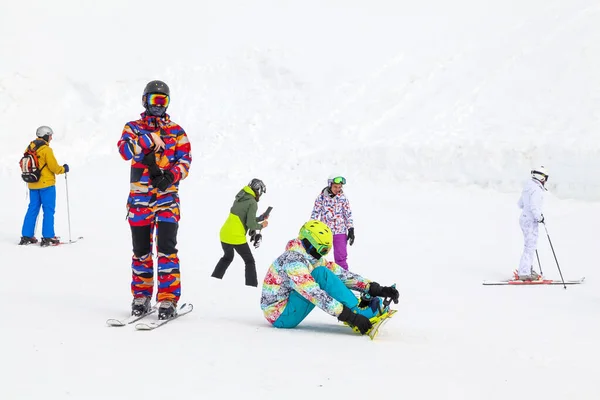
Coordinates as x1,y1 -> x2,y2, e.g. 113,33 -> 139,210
211,242 -> 257,287
131,222 -> 178,257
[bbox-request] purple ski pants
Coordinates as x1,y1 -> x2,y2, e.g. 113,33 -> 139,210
333,233 -> 349,270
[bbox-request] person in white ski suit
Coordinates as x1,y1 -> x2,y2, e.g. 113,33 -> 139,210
516,166 -> 548,280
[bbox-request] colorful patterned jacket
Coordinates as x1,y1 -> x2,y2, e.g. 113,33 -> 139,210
310,187 -> 354,235
117,113 -> 191,210
260,238 -> 371,324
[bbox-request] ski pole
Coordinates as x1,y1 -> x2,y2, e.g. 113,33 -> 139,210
535,249 -> 543,276
65,173 -> 72,243
542,222 -> 566,289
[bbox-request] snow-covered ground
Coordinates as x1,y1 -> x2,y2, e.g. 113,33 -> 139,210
1,1 -> 599,399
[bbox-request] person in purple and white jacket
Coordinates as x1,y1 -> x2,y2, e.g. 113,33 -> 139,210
310,174 -> 355,270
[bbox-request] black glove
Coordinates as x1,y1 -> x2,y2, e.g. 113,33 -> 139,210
142,152 -> 162,178
338,306 -> 372,334
347,228 -> 355,246
368,282 -> 399,304
151,170 -> 174,191
538,214 -> 545,224
252,233 -> 262,249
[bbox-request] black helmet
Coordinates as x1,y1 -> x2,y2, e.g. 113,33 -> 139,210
143,80 -> 170,97
248,178 -> 266,197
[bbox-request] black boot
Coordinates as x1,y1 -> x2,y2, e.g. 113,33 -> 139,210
19,236 -> 38,245
40,237 -> 60,247
131,296 -> 151,316
158,300 -> 177,320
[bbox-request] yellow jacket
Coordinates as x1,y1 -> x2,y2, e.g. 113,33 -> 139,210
25,139 -> 66,189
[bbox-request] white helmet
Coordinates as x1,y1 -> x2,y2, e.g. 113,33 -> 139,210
531,166 -> 549,183
327,174 -> 346,186
36,126 -> 54,138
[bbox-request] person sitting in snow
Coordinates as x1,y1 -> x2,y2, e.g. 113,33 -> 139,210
260,219 -> 399,334
515,166 -> 549,281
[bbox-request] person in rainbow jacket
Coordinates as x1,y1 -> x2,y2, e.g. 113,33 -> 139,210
260,220 -> 399,335
310,174 -> 354,270
117,80 -> 192,320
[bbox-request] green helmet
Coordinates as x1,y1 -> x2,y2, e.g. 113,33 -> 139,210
298,220 -> 333,256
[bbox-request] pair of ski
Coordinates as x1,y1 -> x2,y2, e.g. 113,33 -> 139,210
106,303 -> 193,330
482,277 -> 585,286
20,236 -> 84,247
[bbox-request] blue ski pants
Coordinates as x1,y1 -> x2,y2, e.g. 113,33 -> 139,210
273,266 -> 359,328
22,186 -> 56,238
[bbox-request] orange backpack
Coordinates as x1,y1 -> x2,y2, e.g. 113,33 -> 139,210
19,140 -> 46,183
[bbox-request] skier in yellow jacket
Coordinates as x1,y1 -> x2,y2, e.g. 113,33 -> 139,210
211,179 -> 269,287
19,126 -> 69,247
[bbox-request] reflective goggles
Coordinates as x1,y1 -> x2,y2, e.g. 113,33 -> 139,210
315,243 -> 331,256
147,93 -> 170,107
331,176 -> 346,185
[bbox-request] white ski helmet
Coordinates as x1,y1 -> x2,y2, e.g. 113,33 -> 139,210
327,174 -> 346,186
36,125 -> 54,138
531,166 -> 549,183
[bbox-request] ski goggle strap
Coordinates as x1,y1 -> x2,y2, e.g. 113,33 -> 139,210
147,93 -> 170,107
332,176 -> 346,184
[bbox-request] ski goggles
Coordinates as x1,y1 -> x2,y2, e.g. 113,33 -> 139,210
331,176 -> 346,185
147,93 -> 170,107
314,243 -> 331,256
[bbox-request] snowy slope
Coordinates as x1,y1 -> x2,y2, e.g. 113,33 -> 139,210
1,1 -> 600,399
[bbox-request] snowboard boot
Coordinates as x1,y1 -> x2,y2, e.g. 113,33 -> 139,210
158,300 -> 177,320
354,295 -> 388,319
19,236 -> 38,245
131,296 -> 151,316
40,237 -> 60,247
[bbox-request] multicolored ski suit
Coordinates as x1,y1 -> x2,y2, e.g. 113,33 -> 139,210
260,238 -> 371,325
311,187 -> 355,269
310,187 -> 354,235
117,112 -> 191,303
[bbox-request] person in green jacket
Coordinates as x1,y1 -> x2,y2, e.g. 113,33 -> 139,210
212,178 -> 270,287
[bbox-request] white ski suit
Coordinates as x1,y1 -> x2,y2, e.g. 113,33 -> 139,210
517,178 -> 545,276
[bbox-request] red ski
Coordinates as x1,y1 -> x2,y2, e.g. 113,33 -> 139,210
482,277 -> 585,285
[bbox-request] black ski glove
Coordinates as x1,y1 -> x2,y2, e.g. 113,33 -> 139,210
252,233 -> 263,249
538,214 -> 545,224
142,152 -> 162,178
347,228 -> 355,246
338,306 -> 372,334
368,282 -> 399,304
151,170 -> 175,191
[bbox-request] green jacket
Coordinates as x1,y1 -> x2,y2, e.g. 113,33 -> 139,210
219,186 -> 264,245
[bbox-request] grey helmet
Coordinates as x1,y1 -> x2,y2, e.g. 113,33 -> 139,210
142,80 -> 170,117
248,178 -> 266,197
36,126 -> 54,138
143,80 -> 170,97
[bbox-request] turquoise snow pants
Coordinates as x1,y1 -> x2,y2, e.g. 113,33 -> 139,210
273,266 -> 359,328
